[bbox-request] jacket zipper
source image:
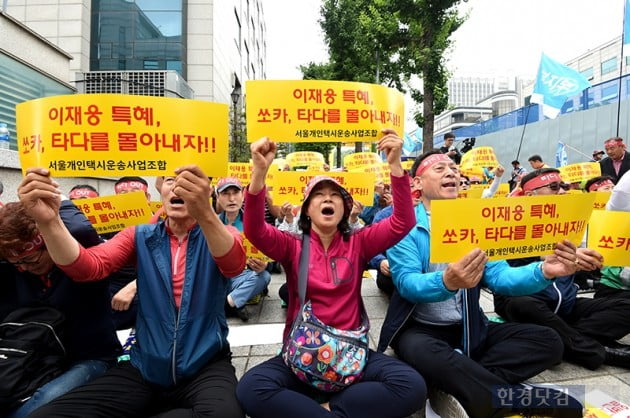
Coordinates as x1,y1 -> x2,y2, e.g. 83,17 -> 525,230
171,235 -> 186,385
552,282 -> 562,314
463,290 -> 470,357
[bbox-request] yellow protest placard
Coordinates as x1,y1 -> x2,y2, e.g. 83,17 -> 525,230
223,162 -> 276,187
457,188 -> 484,199
430,194 -> 596,262
246,80 -> 405,142
273,171 -> 375,206
17,94 -> 229,177
459,147 -> 499,170
559,162 -> 601,184
493,183 -> 510,197
348,162 -> 391,183
286,151 -> 325,168
343,152 -> 381,170
401,160 -> 414,171
74,191 -> 152,234
587,211 -> 630,266
227,162 -> 252,185
242,234 -> 272,262
149,201 -> 163,214
591,192 -> 611,210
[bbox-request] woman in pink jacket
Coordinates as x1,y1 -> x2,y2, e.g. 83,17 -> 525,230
236,131 -> 426,418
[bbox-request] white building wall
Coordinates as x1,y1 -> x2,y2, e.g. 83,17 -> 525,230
5,0 -> 91,81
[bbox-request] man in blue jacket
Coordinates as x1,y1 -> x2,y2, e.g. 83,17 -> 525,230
378,151 -> 584,418
494,168 -> 630,370
20,165 -> 246,418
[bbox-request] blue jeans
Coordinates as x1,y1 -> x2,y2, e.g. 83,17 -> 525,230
228,269 -> 270,308
8,359 -> 110,418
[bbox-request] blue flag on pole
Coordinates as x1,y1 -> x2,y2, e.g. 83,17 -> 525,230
624,0 -> 630,45
555,141 -> 568,168
530,53 -> 591,119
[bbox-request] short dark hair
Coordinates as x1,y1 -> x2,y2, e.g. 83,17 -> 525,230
115,176 -> 148,187
410,149 -> 443,178
444,132 -> 456,140
584,175 -> 615,192
511,160 -> 520,165
527,155 -> 543,163
520,168 -> 560,190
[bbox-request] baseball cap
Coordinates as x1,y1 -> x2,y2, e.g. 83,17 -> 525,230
301,175 -> 353,218
216,177 -> 243,193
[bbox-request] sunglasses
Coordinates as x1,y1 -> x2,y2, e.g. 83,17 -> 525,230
532,182 -> 570,192
460,180 -> 470,186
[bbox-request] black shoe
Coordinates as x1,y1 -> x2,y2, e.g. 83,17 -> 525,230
604,344 -> 630,368
235,306 -> 249,322
225,304 -> 249,321
508,384 -> 583,418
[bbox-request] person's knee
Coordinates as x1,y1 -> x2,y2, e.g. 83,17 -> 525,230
531,326 -> 564,364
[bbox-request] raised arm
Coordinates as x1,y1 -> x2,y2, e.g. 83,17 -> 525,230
18,168 -> 81,265
249,137 -> 277,194
171,165 -> 245,263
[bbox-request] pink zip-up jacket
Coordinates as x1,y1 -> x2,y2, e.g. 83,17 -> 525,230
244,172 -> 415,340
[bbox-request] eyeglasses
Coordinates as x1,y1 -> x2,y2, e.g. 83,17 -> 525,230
532,182 -> 570,192
460,181 -> 470,186
11,249 -> 45,266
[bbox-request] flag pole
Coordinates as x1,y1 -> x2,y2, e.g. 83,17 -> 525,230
616,0 -> 628,137
514,104 -> 532,161
559,141 -> 594,161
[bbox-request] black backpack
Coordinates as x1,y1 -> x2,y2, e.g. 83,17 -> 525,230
0,306 -> 66,411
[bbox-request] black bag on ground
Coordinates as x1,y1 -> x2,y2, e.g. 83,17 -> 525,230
0,306 -> 66,410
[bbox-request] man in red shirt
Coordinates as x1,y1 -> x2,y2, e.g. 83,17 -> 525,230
20,165 -> 246,418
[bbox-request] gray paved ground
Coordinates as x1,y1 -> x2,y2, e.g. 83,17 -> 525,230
227,270 -> 630,416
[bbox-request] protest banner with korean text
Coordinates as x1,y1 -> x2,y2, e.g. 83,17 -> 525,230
242,234 -> 271,262
343,152 -> 381,170
246,80 -> 405,142
74,191 -> 152,234
457,188 -> 484,199
348,162 -> 391,183
459,146 -> 499,170
272,171 -> 375,206
559,162 -> 601,184
285,151 -> 325,168
587,210 -> 630,266
591,192 -> 611,210
430,194 -> 596,262
225,162 -> 277,187
17,94 -> 229,177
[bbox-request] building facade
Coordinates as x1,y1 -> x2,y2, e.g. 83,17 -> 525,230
4,0 -> 267,107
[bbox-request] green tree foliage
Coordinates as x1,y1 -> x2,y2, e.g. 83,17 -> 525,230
311,0 -> 466,151
229,109 -> 250,162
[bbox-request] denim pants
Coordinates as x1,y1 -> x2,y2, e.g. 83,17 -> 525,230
228,269 -> 270,308
8,359 -> 109,418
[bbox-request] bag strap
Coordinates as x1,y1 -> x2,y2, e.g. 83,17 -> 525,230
298,233 -> 310,306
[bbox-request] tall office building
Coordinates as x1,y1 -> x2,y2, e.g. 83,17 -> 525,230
4,0 -> 266,105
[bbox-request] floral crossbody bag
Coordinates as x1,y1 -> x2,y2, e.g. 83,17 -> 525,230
281,234 -> 370,392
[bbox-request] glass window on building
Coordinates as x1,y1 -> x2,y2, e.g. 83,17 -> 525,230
580,67 -> 593,80
0,53 -> 74,150
601,57 -> 617,76
91,0 -> 186,78
600,83 -> 618,104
